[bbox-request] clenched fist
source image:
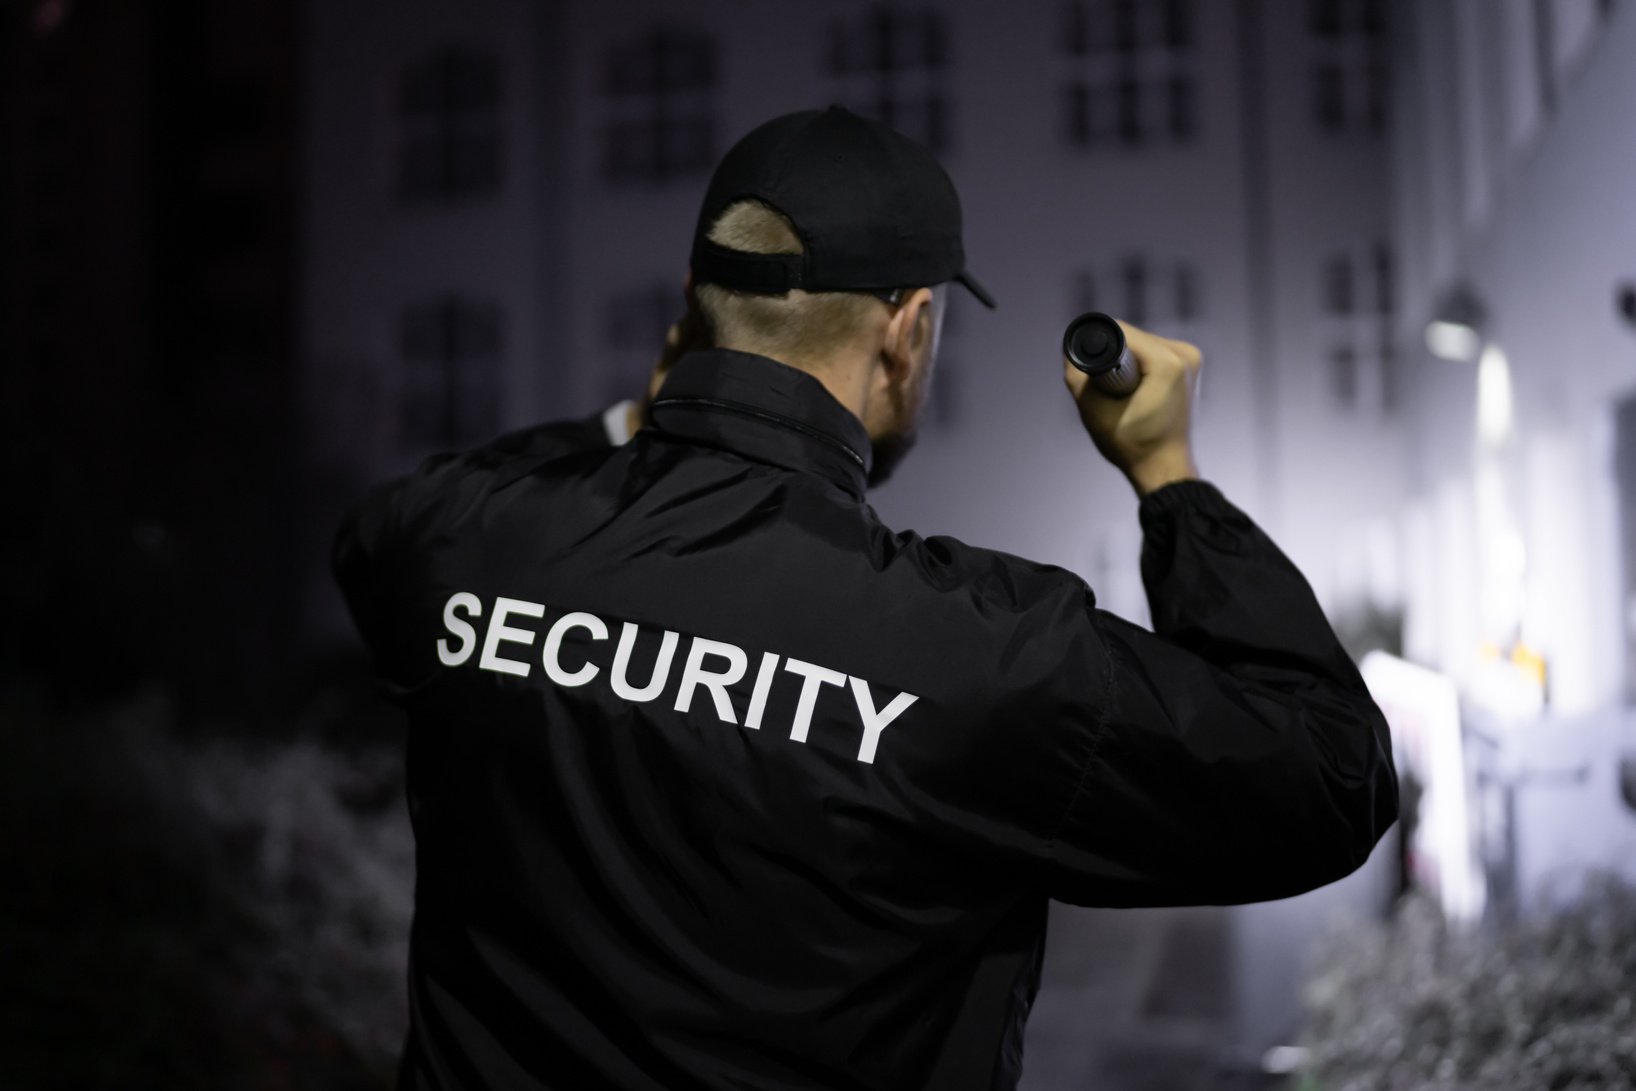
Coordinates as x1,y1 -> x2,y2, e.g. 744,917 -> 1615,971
1063,319 -> 1202,497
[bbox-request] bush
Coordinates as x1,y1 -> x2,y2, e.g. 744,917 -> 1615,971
0,683 -> 413,1090
1295,875 -> 1636,1090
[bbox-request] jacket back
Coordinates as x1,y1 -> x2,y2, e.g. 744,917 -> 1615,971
334,349 -> 1398,1090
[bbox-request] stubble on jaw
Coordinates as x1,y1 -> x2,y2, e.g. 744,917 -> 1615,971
866,363 -> 931,489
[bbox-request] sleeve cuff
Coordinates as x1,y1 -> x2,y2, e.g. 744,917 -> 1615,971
1136,478 -> 1229,522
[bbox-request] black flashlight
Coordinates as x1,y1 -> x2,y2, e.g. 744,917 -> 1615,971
1063,312 -> 1140,398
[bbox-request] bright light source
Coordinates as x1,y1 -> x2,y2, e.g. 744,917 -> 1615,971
1361,651 -> 1486,923
1262,1045 -> 1309,1075
1427,283 -> 1487,360
1490,527 -> 1526,580
1426,320 -> 1482,362
1476,344 -> 1514,446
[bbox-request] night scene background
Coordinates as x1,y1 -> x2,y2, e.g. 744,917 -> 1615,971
4,0 -> 1636,1088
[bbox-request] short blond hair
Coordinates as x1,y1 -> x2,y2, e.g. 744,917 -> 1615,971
694,201 -> 884,362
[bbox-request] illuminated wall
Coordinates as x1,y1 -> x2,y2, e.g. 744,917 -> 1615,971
1387,0 -> 1632,715
1385,0 -> 1636,909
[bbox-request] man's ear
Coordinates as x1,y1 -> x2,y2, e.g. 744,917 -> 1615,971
881,287 -> 934,378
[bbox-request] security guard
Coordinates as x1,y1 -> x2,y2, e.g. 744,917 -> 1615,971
335,106 -> 1398,1091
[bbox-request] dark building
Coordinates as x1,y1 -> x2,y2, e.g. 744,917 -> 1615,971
1,0 -> 304,719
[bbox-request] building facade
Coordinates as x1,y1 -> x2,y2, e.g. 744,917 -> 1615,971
302,0 -> 1402,643
3,0 -> 304,713
1384,0 -> 1636,918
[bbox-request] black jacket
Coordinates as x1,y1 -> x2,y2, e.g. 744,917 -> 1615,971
334,348 -> 1398,1091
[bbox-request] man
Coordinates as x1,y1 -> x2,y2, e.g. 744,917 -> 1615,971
335,105 -> 1397,1090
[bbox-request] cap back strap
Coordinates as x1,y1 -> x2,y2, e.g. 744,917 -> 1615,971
691,239 -> 805,295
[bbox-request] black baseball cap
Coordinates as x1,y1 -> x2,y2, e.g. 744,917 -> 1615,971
690,105 -> 997,309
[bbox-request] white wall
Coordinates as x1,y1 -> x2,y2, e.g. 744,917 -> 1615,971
1385,0 -> 1636,940
1390,0 -> 1634,711
1249,5 -> 1401,612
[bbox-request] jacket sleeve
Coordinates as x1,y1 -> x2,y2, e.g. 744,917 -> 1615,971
331,413 -> 615,694
331,469 -> 423,694
1041,479 -> 1399,907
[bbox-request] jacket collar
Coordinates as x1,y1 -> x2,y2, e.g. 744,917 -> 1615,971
647,349 -> 874,498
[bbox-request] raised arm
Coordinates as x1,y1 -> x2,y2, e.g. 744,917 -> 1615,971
1037,321 -> 1396,905
1042,478 -> 1397,906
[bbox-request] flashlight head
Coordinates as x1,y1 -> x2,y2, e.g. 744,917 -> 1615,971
1063,312 -> 1124,374
1063,311 -> 1141,398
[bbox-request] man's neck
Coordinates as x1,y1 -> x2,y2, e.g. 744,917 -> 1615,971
715,342 -> 875,428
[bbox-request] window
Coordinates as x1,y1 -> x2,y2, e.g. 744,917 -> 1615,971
1063,85 -> 1096,146
601,28 -> 718,184
1360,0 -> 1387,37
1318,243 -> 1394,412
1309,0 -> 1387,136
1070,256 -> 1202,329
825,7 -> 951,153
400,297 -> 503,449
1371,243 -> 1393,314
1161,0 -> 1194,48
1166,75 -> 1196,140
398,48 -> 502,203
1329,344 -> 1359,408
1060,0 -> 1199,150
1324,255 -> 1355,315
1379,337 -> 1399,414
1115,78 -> 1142,147
1062,1 -> 1108,53
1308,0 -> 1390,37
1363,60 -> 1387,132
1315,64 -> 1347,133
1121,258 -> 1148,325
1112,0 -> 1139,53
1311,0 -> 1344,37
1175,266 -> 1199,321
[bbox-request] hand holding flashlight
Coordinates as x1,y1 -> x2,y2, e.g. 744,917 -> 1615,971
1062,313 -> 1203,497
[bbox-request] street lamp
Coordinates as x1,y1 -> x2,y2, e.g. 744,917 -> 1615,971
1425,283 -> 1486,362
